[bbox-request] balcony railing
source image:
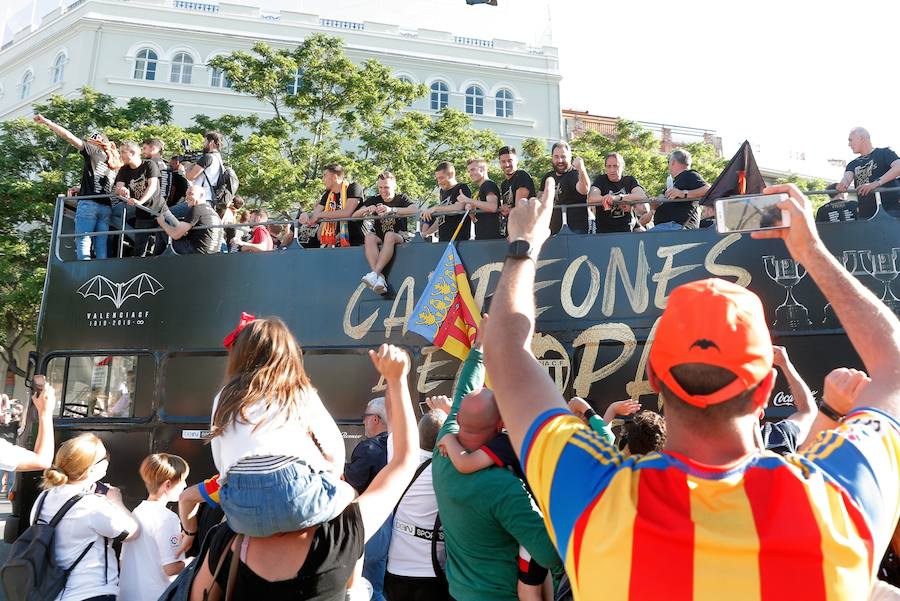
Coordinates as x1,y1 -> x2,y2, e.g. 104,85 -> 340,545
173,1 -> 219,13
453,36 -> 494,48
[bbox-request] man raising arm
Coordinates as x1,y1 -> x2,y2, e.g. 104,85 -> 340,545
0,383 -> 56,472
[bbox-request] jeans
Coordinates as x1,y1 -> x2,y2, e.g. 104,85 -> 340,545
218,460 -> 356,537
364,516 -> 393,601
652,221 -> 685,231
74,200 -> 112,260
384,572 -> 449,601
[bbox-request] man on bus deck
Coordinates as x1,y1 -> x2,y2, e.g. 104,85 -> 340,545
539,141 -> 590,235
307,164 -> 365,247
156,184 -> 221,254
483,181 -> 900,599
497,146 -> 535,239
836,127 -> 900,218
589,152 -> 651,233
459,157 -> 502,240
651,149 -> 710,230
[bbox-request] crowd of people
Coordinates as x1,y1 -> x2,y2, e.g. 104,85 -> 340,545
34,115 -> 900,271
2,178 -> 900,600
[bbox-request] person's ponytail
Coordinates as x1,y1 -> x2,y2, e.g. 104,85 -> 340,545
41,466 -> 69,488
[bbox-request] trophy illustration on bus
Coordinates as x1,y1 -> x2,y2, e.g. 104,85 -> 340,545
763,255 -> 812,330
824,249 -> 900,325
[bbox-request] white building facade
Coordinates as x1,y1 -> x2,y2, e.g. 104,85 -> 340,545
0,0 -> 562,146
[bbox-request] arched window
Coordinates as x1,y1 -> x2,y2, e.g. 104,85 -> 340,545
51,52 -> 66,84
430,81 -> 449,111
19,70 -> 33,100
133,48 -> 158,81
170,52 -> 194,84
495,88 -> 514,118
210,67 -> 232,89
286,68 -> 302,95
465,85 -> 484,115
397,75 -> 414,85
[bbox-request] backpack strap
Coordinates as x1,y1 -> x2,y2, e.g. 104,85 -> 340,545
64,540 -> 95,574
31,490 -> 49,525
48,494 -> 85,527
393,458 -> 432,516
431,514 -> 447,588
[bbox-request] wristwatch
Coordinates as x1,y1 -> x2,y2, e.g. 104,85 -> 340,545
817,400 -> 845,422
507,239 -> 540,263
682,191 -> 688,199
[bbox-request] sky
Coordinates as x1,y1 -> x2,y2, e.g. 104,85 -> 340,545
4,0 -> 899,178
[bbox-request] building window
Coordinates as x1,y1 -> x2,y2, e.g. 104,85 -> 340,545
210,66 -> 232,89
46,355 -> 139,419
430,81 -> 449,111
19,70 -> 33,100
170,52 -> 194,84
285,68 -> 302,95
51,52 -> 66,84
465,85 -> 484,115
133,48 -> 158,81
495,88 -> 514,118
397,75 -> 414,85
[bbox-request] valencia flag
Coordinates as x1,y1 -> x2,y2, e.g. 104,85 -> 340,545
702,140 -> 766,205
407,243 -> 481,361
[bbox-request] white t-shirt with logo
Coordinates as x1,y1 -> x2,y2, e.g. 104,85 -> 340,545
119,499 -> 184,601
29,483 -> 133,601
387,448 -> 445,578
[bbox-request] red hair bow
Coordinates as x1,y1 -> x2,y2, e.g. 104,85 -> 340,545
223,312 -> 256,349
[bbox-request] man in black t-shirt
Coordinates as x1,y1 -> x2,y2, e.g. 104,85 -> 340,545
836,127 -> 900,218
540,141 -> 590,235
460,157 -> 502,239
589,152 -> 650,234
421,162 -> 472,242
115,141 -> 162,257
498,146 -> 536,238
157,184 -> 221,254
308,164 -> 365,247
353,171 -> 419,295
652,149 -> 710,230
33,114 -> 119,260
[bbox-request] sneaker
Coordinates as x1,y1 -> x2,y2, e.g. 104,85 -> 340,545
373,274 -> 388,295
361,271 -> 378,290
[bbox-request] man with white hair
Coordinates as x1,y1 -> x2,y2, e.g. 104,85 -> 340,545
345,397 -> 391,600
652,148 -> 710,230
156,183 -> 221,254
836,127 -> 900,218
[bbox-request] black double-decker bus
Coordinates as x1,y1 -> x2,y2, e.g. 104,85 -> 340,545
6,195 -> 899,540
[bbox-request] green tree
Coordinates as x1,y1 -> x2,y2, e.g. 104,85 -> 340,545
775,173 -> 831,210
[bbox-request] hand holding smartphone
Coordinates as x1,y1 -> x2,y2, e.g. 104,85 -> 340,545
715,193 -> 791,234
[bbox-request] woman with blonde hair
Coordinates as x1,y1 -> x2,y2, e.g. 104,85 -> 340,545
30,433 -> 138,601
208,314 -> 354,538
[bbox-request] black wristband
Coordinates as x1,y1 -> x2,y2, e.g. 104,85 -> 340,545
818,401 -> 845,421
181,525 -> 196,536
583,408 -> 598,420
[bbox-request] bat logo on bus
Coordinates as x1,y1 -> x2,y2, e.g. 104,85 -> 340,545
76,274 -> 164,309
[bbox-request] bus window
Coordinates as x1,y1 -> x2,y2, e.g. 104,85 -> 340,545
45,357 -> 66,417
47,355 -> 140,418
161,354 -> 226,417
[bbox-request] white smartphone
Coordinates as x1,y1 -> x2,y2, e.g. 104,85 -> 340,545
715,193 -> 791,234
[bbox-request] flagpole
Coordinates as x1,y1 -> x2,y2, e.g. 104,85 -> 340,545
449,209 -> 472,242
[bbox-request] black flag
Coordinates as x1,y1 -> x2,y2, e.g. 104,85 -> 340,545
702,140 -> 765,205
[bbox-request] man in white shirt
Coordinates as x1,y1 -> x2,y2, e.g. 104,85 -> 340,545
185,131 -> 224,204
384,407 -> 448,599
0,381 -> 55,474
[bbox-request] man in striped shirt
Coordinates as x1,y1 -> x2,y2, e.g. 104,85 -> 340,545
484,181 -> 900,600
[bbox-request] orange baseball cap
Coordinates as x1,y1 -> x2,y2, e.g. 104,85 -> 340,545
649,278 -> 773,408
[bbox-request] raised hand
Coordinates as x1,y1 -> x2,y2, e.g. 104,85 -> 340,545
603,399 -> 641,423
750,184 -> 823,265
507,184 -> 554,251
368,344 -> 410,381
567,396 -> 592,419
425,395 -> 452,415
823,367 -> 870,417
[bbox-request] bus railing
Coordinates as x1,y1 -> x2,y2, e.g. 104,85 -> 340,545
52,187 -> 893,260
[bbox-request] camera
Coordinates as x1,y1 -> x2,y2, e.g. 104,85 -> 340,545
176,138 -> 204,163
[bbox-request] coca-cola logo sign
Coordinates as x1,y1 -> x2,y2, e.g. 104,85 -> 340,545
771,390 -> 819,408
